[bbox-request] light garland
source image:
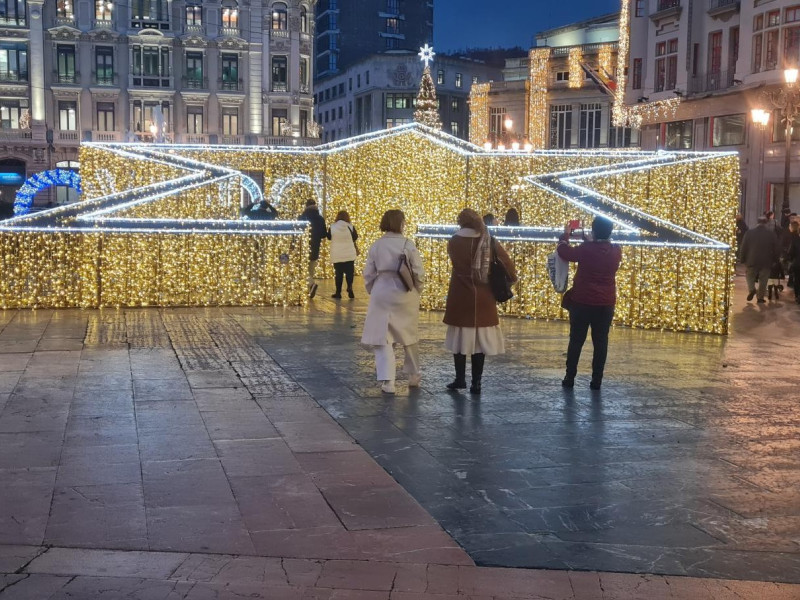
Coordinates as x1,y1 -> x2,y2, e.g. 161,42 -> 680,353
527,48 -> 551,149
468,83 -> 490,146
568,47 -> 584,89
0,124 -> 738,333
14,169 -> 83,215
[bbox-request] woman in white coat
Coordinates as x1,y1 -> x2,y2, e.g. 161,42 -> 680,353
326,210 -> 358,299
361,209 -> 425,394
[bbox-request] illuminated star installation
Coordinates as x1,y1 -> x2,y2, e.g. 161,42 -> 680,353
418,43 -> 435,68
0,124 -> 738,333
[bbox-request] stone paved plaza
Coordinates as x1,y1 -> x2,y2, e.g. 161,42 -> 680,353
0,276 -> 800,599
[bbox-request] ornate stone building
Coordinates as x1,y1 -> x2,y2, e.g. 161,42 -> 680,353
0,0 -> 317,216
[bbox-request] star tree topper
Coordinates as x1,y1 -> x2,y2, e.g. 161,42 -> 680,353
418,44 -> 435,68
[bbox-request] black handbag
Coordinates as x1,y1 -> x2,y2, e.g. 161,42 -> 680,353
489,237 -> 514,303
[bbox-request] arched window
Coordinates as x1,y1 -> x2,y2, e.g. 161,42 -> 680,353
222,2 -> 239,30
272,2 -> 287,30
300,6 -> 308,33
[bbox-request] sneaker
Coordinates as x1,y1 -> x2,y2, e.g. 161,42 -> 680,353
747,291 -> 756,301
381,381 -> 396,394
309,283 -> 318,298
347,289 -> 355,299
408,373 -> 422,387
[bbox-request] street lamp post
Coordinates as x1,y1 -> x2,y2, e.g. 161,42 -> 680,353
757,68 -> 800,214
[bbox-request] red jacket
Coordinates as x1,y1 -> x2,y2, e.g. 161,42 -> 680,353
557,238 -> 622,306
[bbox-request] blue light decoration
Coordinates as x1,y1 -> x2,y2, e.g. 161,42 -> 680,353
13,169 -> 82,216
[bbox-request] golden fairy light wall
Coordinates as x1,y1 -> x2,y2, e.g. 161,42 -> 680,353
468,83 -> 491,146
0,125 -> 738,333
568,47 -> 584,89
528,48 -> 551,149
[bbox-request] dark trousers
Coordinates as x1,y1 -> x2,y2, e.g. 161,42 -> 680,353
566,303 -> 615,382
793,265 -> 800,300
333,261 -> 355,294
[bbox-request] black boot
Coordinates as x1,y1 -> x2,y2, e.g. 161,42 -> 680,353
446,354 -> 467,390
470,353 -> 485,394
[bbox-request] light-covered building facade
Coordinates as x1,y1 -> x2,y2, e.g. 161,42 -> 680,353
0,0 -> 318,216
624,0 -> 800,221
469,14 -> 638,151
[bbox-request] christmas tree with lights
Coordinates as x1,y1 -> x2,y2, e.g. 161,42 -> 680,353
413,45 -> 442,130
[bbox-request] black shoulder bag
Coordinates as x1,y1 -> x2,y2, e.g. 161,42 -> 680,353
489,237 -> 514,303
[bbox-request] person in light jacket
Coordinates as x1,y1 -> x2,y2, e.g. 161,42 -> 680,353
443,208 -> 516,394
361,209 -> 425,394
326,210 -> 358,299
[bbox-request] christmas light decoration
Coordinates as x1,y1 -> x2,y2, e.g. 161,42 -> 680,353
414,65 -> 443,130
469,83 -> 491,146
0,124 -> 737,333
14,169 -> 83,215
527,48 -> 550,149
568,47 -> 583,89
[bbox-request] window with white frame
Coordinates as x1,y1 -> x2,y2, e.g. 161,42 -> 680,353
187,106 -> 203,133
222,106 -> 239,135
131,45 -> 170,86
0,99 -> 22,129
96,101 -> 114,131
550,104 -> 572,149
222,2 -> 238,29
132,100 -> 171,133
450,121 -> 459,136
579,103 -> 602,148
95,0 -> 112,21
655,38 -> 678,92
0,0 -> 26,26
271,108 -> 287,136
664,119 -> 693,149
0,42 -> 28,82
131,0 -> 169,28
455,73 -> 462,88
185,1 -> 202,26
58,101 -> 77,130
489,107 -> 505,142
272,2 -> 288,30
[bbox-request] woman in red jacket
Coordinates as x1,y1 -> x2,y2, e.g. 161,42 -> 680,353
557,216 -> 622,391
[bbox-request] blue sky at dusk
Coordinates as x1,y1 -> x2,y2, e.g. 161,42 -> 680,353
434,0 -> 620,52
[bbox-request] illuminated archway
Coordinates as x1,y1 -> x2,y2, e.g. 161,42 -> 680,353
14,169 -> 82,216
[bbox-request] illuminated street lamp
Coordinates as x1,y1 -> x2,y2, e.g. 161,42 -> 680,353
753,68 -> 800,213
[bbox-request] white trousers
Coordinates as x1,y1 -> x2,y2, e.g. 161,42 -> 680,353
372,343 -> 419,382
307,259 -> 318,287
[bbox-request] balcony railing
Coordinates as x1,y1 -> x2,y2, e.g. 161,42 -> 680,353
0,16 -> 26,27
300,83 -> 310,94
131,18 -> 171,30
0,71 -> 28,83
92,131 -> 122,142
184,23 -> 205,35
271,82 -> 288,92
93,18 -> 113,29
300,32 -> 312,42
131,75 -> 172,88
57,131 -> 80,142
54,72 -> 80,84
658,0 -> 680,9
271,29 -> 290,38
220,135 -> 243,145
220,26 -> 240,37
56,15 -> 76,26
709,0 -> 738,10
0,129 -> 32,140
688,69 -> 734,93
93,72 -> 117,86
219,78 -> 244,91
182,76 -> 208,89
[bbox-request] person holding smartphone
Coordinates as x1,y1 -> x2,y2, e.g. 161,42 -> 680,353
557,216 -> 622,391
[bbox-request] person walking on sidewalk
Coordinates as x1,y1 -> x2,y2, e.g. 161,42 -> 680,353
361,209 -> 425,394
786,221 -> 800,304
298,199 -> 327,298
739,216 -> 780,304
327,210 -> 359,299
558,216 -> 622,391
443,209 -> 516,395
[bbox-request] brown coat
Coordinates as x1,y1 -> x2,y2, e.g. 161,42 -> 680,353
443,233 -> 517,328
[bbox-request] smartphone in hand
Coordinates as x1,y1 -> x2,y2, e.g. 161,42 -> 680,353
568,219 -> 581,232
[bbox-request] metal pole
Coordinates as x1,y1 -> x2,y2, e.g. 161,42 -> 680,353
784,115 -> 791,213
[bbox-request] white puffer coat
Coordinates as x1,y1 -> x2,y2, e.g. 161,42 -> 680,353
328,220 -> 358,264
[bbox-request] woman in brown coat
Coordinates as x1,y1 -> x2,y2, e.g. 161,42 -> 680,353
443,209 -> 517,394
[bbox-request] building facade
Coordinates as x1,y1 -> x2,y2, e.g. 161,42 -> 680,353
469,14 -> 638,151
314,52 -> 500,142
315,0 -> 433,79
0,0 -> 318,216
624,0 -> 800,222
